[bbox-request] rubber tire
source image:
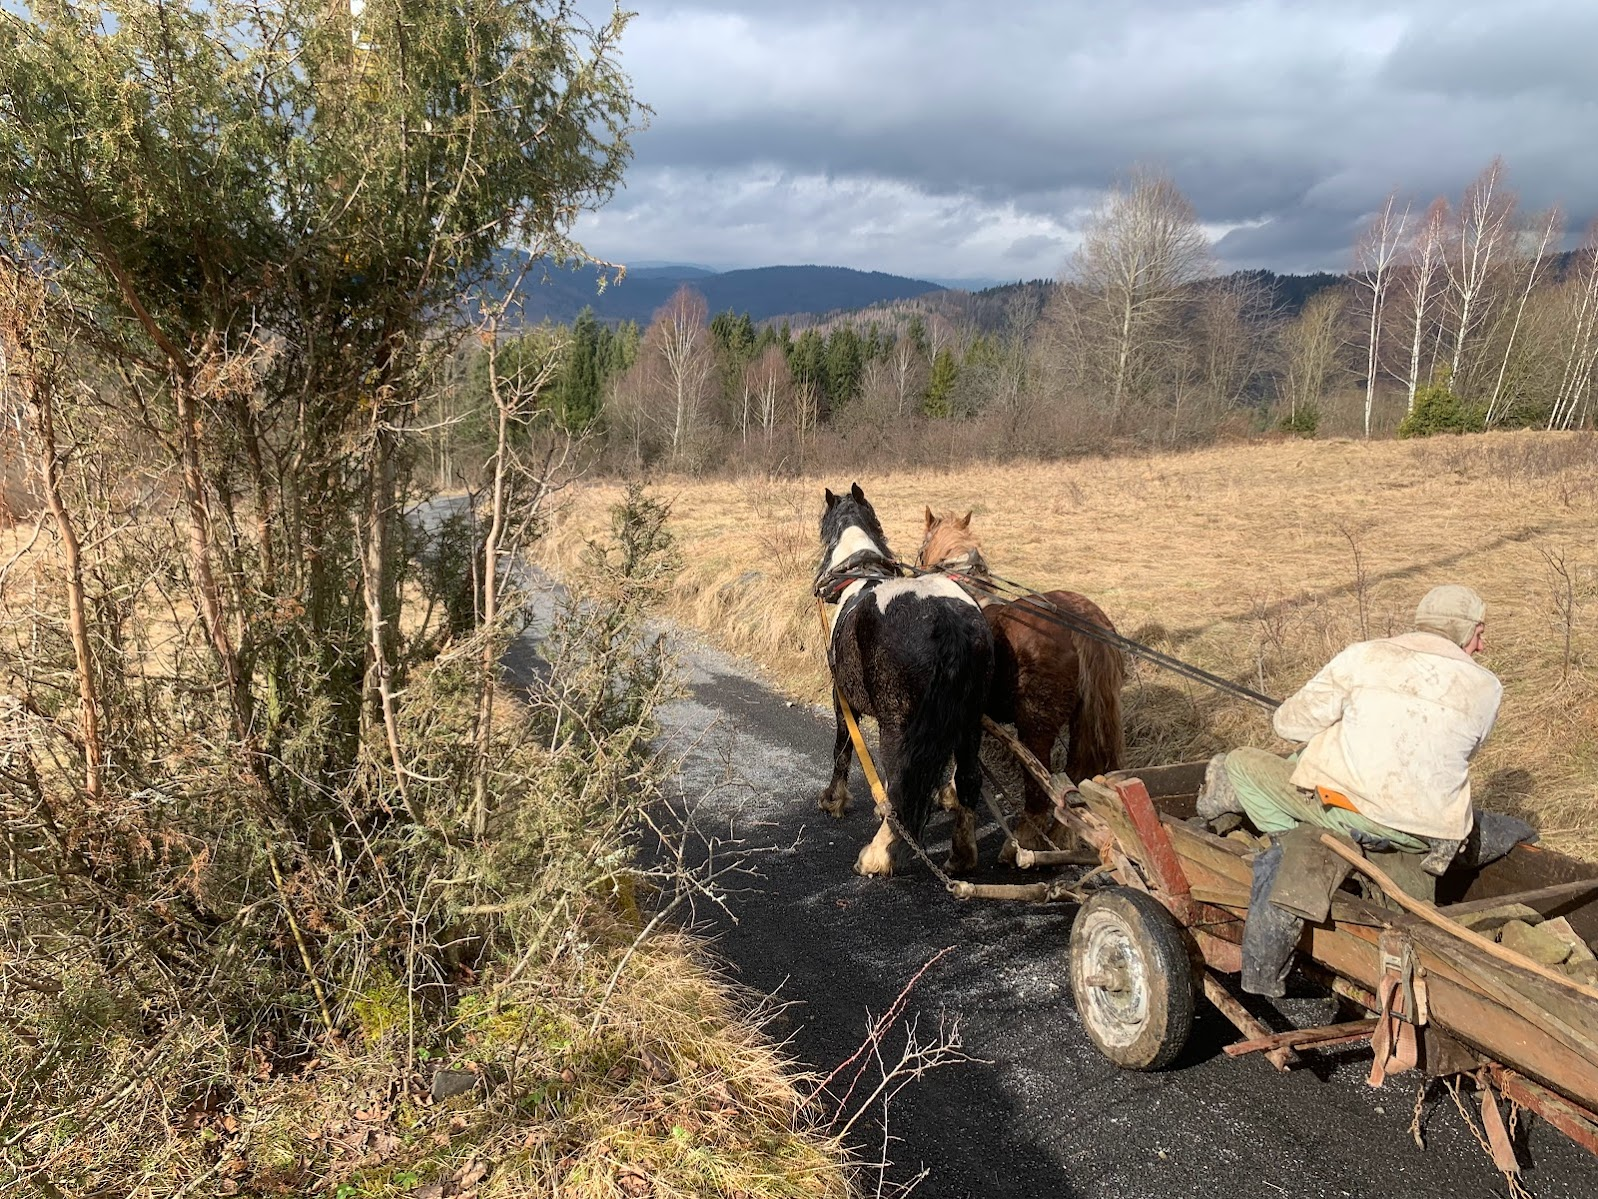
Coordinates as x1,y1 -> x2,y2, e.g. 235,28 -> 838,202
1069,886 -> 1196,1071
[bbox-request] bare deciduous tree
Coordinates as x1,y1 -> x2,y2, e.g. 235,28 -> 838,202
888,333 -> 926,418
651,285 -> 714,459
1549,223 -> 1598,431
746,344 -> 790,450
0,258 -> 104,798
1399,198 -> 1449,414
1443,159 -> 1517,396
1279,287 -> 1349,426
1485,207 -> 1563,426
1063,170 -> 1213,426
1352,191 -> 1409,437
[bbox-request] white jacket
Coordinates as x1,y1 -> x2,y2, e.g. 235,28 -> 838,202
1273,631 -> 1502,841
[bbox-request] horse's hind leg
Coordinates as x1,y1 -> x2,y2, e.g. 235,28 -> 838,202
945,727 -> 981,875
818,691 -> 853,818
1003,703 -> 1072,859
854,724 -> 902,877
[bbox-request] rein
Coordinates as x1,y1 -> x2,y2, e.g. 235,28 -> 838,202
923,554 -> 1283,713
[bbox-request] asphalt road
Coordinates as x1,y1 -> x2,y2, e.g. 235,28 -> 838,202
641,627 -> 1596,1199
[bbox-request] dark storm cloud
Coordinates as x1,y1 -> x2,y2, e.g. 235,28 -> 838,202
574,1 -> 1598,280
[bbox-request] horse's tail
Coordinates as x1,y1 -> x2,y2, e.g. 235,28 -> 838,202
1067,612 -> 1126,781
895,614 -> 991,837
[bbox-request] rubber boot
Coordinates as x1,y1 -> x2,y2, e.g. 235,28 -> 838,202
1241,836 -> 1303,998
1195,752 -> 1243,821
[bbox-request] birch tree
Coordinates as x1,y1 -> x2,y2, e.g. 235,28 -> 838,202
1352,192 -> 1408,436
1443,160 -> 1517,397
1399,199 -> 1449,414
888,332 -> 926,418
746,343 -> 790,449
1485,207 -> 1562,425
650,286 -> 714,460
1279,288 -> 1348,427
1550,224 -> 1598,431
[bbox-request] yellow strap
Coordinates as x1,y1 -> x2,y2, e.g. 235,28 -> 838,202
816,598 -> 891,812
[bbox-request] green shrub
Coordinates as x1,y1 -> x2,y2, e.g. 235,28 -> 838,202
1277,404 -> 1320,437
1398,378 -> 1485,438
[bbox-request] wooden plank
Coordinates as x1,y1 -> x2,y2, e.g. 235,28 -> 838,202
1442,841 -> 1598,943
1201,973 -> 1294,1072
1403,922 -> 1598,1065
1190,884 -> 1250,908
1438,878 -> 1598,918
1165,817 -> 1388,927
1224,1019 -> 1378,1057
1115,777 -> 1194,912
1320,834 -> 1598,1005
1193,929 -> 1243,973
1306,922 -> 1598,1112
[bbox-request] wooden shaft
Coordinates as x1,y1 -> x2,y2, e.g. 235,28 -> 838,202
949,881 -> 1054,902
1318,834 -> 1598,1004
1201,973 -> 1295,1072
1015,847 -> 1100,869
1223,1019 -> 1378,1057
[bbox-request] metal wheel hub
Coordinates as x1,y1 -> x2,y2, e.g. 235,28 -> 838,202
1079,916 -> 1150,1046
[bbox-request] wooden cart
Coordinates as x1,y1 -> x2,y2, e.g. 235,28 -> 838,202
974,727 -> 1598,1163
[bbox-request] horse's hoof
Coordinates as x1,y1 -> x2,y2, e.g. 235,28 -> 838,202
854,842 -> 895,877
943,849 -> 978,876
1014,813 -> 1072,854
818,790 -> 850,819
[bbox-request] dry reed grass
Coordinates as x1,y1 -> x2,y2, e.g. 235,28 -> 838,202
541,431 -> 1598,859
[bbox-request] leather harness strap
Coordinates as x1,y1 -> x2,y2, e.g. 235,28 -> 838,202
1368,929 -> 1425,1087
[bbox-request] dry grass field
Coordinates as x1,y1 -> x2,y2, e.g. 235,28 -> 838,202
542,431 -> 1598,860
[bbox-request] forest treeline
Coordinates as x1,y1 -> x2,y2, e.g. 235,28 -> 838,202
439,159 -> 1597,480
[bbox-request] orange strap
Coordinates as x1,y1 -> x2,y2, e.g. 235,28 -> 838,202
1317,785 -> 1360,813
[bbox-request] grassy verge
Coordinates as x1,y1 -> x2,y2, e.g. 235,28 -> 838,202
538,432 -> 1598,860
0,495 -> 852,1199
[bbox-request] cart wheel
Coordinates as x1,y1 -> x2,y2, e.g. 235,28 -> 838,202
1070,887 -> 1196,1071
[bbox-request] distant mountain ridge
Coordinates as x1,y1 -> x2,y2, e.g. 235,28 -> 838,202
500,259 -> 947,325
490,252 -> 1389,331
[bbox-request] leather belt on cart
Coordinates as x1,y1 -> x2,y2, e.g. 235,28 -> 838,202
1368,928 -> 1427,1087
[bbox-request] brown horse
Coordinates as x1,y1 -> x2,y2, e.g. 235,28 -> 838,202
917,509 -> 1126,854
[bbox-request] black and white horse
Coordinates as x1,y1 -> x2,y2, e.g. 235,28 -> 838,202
815,483 -> 994,876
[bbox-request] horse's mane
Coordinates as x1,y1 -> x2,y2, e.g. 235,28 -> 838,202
918,510 -> 985,571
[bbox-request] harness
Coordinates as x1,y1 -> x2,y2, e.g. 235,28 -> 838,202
931,548 -> 999,606
811,547 -> 909,604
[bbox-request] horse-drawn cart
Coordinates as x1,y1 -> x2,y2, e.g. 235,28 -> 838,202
984,729 -> 1598,1168
817,489 -> 1598,1172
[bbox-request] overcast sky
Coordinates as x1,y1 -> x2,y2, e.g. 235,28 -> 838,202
570,0 -> 1598,285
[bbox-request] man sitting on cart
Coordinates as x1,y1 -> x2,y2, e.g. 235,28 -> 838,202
1198,584 -> 1502,876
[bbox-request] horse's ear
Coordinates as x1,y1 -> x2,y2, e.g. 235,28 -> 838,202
924,505 -> 935,530
824,488 -> 837,508
959,510 -> 972,529
850,482 -> 866,503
